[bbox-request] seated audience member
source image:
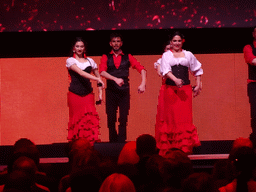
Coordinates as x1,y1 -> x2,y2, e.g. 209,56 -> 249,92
116,141 -> 140,186
117,141 -> 139,165
67,138 -> 99,170
65,166 -> 102,192
219,146 -> 256,192
58,138 -> 100,192
182,172 -> 217,192
1,138 -> 53,191
99,173 -> 136,192
136,134 -> 158,158
1,156 -> 50,192
13,138 -> 38,152
211,159 -> 234,189
116,163 -> 139,191
1,138 -> 40,176
1,170 -> 35,192
133,134 -> 158,191
162,148 -> 194,191
212,137 -> 254,190
139,154 -> 166,192
7,146 -> 40,173
98,155 -> 118,183
135,134 -> 158,172
232,137 -> 253,150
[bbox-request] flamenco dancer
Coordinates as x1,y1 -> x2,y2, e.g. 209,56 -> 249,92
66,37 -> 104,145
99,33 -> 146,143
243,26 -> 256,148
155,31 -> 203,155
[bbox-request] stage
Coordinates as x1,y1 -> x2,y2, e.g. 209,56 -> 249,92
0,28 -> 253,182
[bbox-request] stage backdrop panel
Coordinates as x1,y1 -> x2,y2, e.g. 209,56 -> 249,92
0,54 -> 251,145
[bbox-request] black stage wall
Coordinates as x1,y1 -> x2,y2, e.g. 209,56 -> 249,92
0,27 -> 253,58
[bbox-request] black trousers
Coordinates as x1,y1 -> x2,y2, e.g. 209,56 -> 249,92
248,83 -> 256,146
106,88 -> 130,142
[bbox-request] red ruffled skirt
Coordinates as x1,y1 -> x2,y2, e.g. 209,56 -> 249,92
155,84 -> 200,156
67,91 -> 100,145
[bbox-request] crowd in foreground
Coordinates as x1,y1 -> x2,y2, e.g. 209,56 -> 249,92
0,135 -> 256,192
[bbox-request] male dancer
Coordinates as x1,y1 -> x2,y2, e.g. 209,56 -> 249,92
243,26 -> 256,147
99,33 -> 146,143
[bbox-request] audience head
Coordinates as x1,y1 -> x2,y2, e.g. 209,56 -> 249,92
99,173 -> 136,192
69,166 -> 102,192
4,156 -> 37,191
229,146 -> 256,192
229,146 -> 256,172
117,141 -> 139,165
145,154 -> 165,185
12,156 -> 37,174
8,138 -> 40,173
68,137 -> 91,154
164,148 -> 193,177
212,159 -> 233,183
68,138 -> 100,172
232,137 -> 253,150
4,170 -> 35,192
136,134 -> 157,157
162,148 -> 193,189
182,172 -> 216,192
13,138 -> 35,152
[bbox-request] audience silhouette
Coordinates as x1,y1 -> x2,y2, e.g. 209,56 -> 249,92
1,136 -> 256,192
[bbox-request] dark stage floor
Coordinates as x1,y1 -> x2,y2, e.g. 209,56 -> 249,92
0,140 -> 234,171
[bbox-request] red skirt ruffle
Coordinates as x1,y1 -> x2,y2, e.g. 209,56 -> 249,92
67,91 -> 100,145
155,84 -> 200,156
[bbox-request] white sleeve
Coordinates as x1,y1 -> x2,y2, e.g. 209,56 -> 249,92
187,52 -> 203,76
66,57 -> 76,68
154,58 -> 162,69
160,52 -> 172,76
87,58 -> 98,70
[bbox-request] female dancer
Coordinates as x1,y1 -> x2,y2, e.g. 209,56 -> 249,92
155,31 -> 203,155
66,37 -> 104,145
